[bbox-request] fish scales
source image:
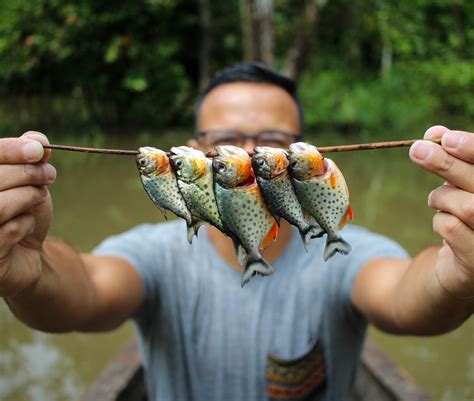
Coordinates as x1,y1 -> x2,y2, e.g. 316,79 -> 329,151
137,147 -> 192,225
213,145 -> 277,286
252,147 -> 324,250
288,142 -> 352,261
214,184 -> 274,255
291,161 -> 348,239
177,177 -> 224,231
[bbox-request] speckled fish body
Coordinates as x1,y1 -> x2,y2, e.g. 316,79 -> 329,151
288,142 -> 352,261
136,146 -> 193,229
252,146 -> 324,250
170,146 -> 225,241
213,145 -> 278,286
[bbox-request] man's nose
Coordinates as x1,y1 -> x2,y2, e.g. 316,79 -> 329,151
241,138 -> 257,154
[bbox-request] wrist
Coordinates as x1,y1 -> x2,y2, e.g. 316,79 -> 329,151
434,260 -> 474,317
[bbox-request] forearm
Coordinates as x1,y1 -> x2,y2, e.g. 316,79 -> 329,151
391,246 -> 473,335
4,238 -> 97,333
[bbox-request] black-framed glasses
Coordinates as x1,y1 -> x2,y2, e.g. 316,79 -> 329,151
195,130 -> 303,147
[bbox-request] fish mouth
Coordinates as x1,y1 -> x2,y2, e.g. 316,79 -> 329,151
271,169 -> 287,178
317,159 -> 329,177
236,169 -> 256,188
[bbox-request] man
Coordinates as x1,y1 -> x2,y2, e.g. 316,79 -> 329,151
0,62 -> 472,400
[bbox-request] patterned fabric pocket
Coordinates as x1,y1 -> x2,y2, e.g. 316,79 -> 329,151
266,340 -> 326,401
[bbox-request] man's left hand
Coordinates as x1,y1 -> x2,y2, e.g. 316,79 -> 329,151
409,125 -> 474,302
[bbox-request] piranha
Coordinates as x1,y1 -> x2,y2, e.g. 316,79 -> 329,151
136,147 -> 196,240
252,146 -> 324,250
213,145 -> 278,286
288,142 -> 352,261
169,146 -> 225,241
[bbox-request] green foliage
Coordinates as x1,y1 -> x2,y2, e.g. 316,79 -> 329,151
0,0 -> 472,135
299,0 -> 474,137
0,0 -> 201,128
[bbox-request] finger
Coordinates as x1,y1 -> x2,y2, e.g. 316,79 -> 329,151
441,130 -> 474,164
20,131 -> 51,162
424,125 -> 449,140
0,186 -> 48,225
428,185 -> 474,230
409,140 -> 474,192
0,137 -> 45,164
0,213 -> 36,260
0,163 -> 56,191
432,211 -> 474,267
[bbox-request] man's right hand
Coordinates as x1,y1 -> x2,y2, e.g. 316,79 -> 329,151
0,131 -> 56,297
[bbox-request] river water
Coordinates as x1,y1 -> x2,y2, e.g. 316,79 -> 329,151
0,131 -> 472,400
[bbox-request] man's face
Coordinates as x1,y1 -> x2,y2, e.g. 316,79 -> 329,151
192,82 -> 301,153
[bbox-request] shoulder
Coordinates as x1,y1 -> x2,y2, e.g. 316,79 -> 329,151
341,225 -> 408,258
97,219 -> 186,245
92,219 -> 190,263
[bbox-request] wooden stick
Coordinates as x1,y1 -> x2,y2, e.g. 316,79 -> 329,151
43,144 -> 139,156
43,138 -> 442,157
317,138 -> 441,153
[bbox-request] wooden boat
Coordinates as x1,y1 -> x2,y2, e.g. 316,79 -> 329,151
83,339 -> 430,401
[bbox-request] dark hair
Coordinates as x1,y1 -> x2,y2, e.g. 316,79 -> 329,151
195,61 -> 304,131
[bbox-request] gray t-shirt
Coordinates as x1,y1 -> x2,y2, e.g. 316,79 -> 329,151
94,220 -> 408,401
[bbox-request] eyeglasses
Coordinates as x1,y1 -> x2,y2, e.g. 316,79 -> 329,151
196,130 -> 303,147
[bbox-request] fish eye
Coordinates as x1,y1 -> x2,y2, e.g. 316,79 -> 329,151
214,161 -> 226,173
290,160 -> 298,168
175,159 -> 183,168
138,158 -> 147,166
257,159 -> 265,167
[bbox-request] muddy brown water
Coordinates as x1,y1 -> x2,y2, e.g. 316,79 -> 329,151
0,132 -> 472,401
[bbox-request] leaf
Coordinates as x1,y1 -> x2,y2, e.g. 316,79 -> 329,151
104,37 -> 121,63
123,76 -> 148,92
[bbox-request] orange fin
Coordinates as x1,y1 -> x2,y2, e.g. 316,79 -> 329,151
329,172 -> 337,189
261,219 -> 279,249
339,204 -> 353,229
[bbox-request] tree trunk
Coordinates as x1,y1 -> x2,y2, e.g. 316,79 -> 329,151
283,0 -> 327,82
377,3 -> 392,79
254,0 -> 273,65
240,0 -> 255,61
240,0 -> 273,66
198,0 -> 212,92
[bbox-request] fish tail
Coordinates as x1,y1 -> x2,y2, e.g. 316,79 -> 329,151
299,224 -> 325,251
186,220 -> 204,244
241,256 -> 274,287
323,234 -> 352,261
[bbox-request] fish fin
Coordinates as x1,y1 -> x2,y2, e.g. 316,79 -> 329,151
329,172 -> 337,189
299,224 -> 325,252
338,204 -> 353,229
261,220 -> 279,249
157,207 -> 168,220
232,239 -> 247,265
323,235 -> 352,261
186,220 -> 204,244
241,257 -> 274,287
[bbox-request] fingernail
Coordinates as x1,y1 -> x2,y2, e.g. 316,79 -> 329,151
410,141 -> 433,161
23,142 -> 44,161
427,190 -> 435,207
442,131 -> 463,149
44,164 -> 56,182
